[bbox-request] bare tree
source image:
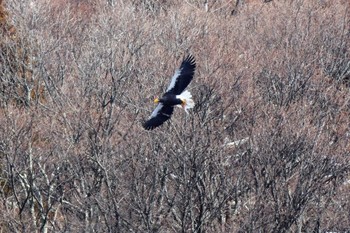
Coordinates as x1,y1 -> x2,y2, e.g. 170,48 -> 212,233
0,0 -> 349,232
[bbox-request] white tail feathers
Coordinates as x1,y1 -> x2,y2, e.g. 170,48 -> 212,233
176,90 -> 195,114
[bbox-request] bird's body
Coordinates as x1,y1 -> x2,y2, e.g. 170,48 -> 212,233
158,94 -> 183,106
143,55 -> 196,130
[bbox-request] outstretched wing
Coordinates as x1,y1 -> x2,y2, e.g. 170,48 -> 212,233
143,104 -> 174,130
166,55 -> 196,95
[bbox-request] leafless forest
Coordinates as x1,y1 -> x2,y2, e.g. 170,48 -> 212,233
0,0 -> 349,232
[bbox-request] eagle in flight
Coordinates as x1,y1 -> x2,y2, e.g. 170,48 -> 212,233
143,55 -> 196,130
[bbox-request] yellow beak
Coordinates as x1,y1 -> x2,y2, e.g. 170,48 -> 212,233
154,98 -> 159,104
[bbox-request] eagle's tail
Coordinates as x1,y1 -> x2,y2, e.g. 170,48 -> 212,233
177,90 -> 195,114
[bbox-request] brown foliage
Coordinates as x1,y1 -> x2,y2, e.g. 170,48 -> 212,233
0,0 -> 45,107
0,0 -> 349,232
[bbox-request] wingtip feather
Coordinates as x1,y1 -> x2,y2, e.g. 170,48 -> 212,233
184,54 -> 196,67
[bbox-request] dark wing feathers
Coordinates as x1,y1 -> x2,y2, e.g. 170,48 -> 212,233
143,55 -> 195,130
166,55 -> 196,95
143,104 -> 174,130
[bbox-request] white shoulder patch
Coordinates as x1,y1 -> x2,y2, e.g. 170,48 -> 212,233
150,103 -> 163,118
166,68 -> 182,92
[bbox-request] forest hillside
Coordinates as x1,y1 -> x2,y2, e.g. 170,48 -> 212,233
1,0 -> 349,232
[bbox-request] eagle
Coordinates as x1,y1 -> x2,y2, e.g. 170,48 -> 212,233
143,55 -> 196,130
